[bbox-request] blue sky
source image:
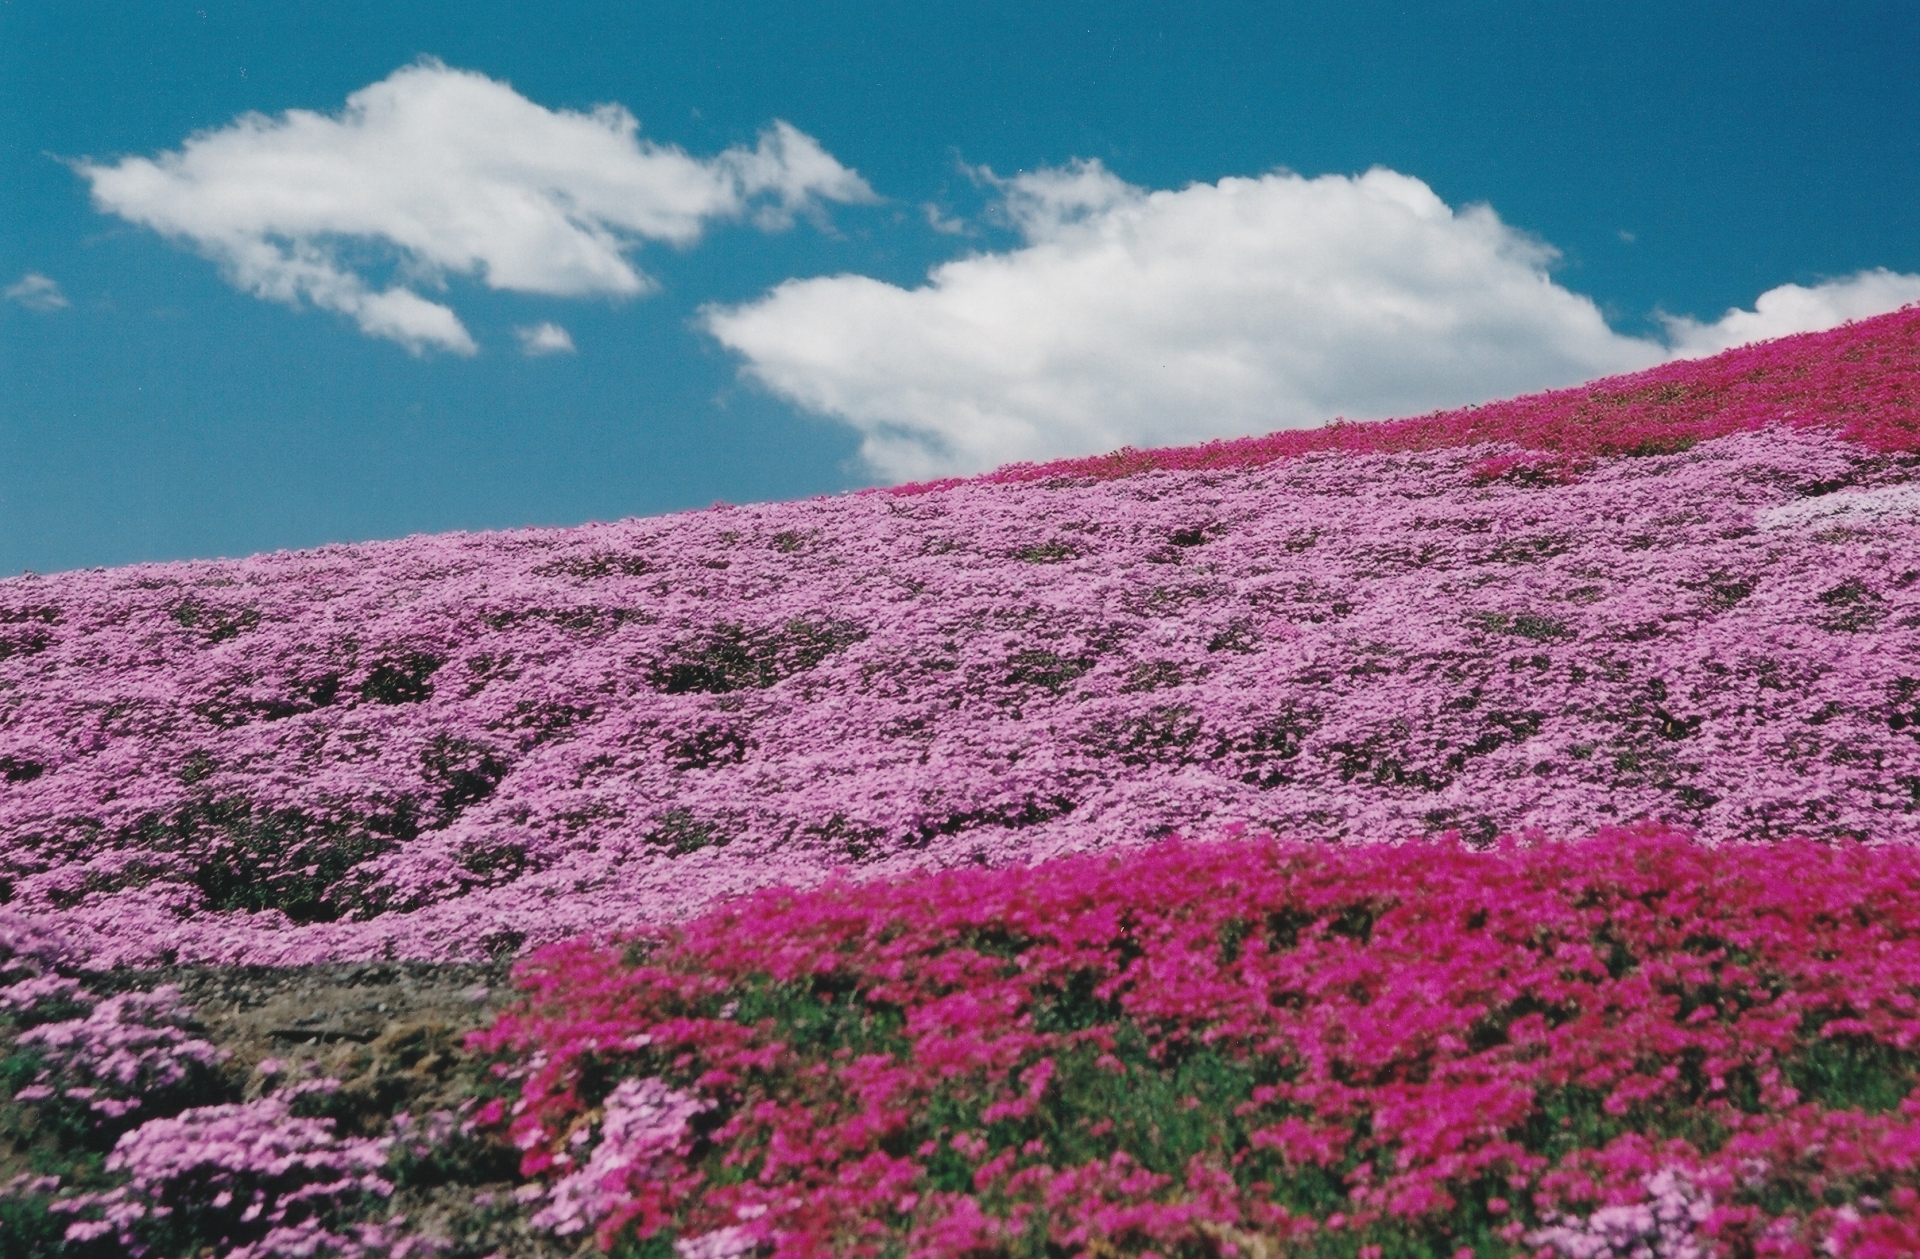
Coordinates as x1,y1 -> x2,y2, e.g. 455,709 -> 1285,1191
5,1 -> 1919,575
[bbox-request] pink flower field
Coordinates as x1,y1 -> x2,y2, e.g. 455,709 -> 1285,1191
5,307 -> 1920,1258
4,310 -> 1920,968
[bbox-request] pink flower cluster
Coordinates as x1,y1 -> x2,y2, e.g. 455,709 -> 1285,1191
476,825 -> 1920,1258
51,1094 -> 402,1259
1527,1167 -> 1716,1259
4,906 -> 226,1128
0,906 -> 79,979
3,907 -> 438,1257
528,1075 -> 713,1245
0,310 -> 1917,968
11,987 -> 225,1121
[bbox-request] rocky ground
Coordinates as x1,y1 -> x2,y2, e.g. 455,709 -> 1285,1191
83,960 -> 515,1093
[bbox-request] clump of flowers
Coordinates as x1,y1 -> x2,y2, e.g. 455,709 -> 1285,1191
1528,1167 -> 1718,1258
0,908 -> 78,984
3,911 -> 231,1228
528,1074 -> 713,1245
1,293 -> 1919,1257
475,824 -> 1920,1257
51,1093 -> 402,1259
12,987 -> 226,1123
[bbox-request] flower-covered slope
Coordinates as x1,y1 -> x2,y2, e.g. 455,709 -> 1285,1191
943,305 -> 1920,488
478,827 -> 1920,1258
2,310 -> 1919,967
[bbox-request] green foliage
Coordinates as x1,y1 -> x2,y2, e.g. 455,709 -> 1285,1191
1789,1033 -> 1920,1114
1119,660 -> 1186,693
650,619 -> 865,695
1109,704 -> 1203,767
0,758 -> 46,785
1521,1084 -> 1630,1167
1213,711 -> 1313,787
536,551 -> 655,579
727,977 -> 910,1062
664,723 -> 751,771
1004,648 -> 1091,693
457,837 -> 532,882
420,733 -> 511,823
168,599 -> 261,643
168,796 -> 416,923
1818,577 -> 1886,632
360,653 -> 445,704
1014,540 -> 1079,563
0,1194 -> 64,1259
4,1038 -> 231,1167
1208,618 -> 1264,653
1468,611 -> 1572,642
644,808 -> 725,856
609,1232 -> 680,1259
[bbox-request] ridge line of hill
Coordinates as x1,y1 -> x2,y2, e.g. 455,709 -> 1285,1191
890,304 -> 1920,495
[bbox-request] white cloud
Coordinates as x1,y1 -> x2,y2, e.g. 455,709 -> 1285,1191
1662,269 -> 1920,359
78,60 -> 874,354
706,163 -> 1670,480
922,203 -> 971,235
517,321 -> 576,356
4,273 -> 69,311
705,161 -> 1920,481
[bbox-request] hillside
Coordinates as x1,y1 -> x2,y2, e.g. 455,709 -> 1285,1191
7,309 -> 1920,1259
3,310 -> 1920,970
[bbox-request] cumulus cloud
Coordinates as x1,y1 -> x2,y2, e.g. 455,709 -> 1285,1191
77,60 -> 874,354
5,273 -> 69,310
1662,269 -> 1920,359
705,161 -> 1920,481
705,163 -> 1670,479
517,321 -> 576,356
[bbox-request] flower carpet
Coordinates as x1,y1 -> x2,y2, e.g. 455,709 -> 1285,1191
3,307 -> 1920,1256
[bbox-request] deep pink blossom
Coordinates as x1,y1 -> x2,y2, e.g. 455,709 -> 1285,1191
474,825 -> 1920,1255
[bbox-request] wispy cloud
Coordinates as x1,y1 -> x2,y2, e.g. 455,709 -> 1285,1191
5,273 -> 69,311
922,203 -> 971,235
516,322 -> 576,356
78,60 -> 875,355
706,161 -> 1920,481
